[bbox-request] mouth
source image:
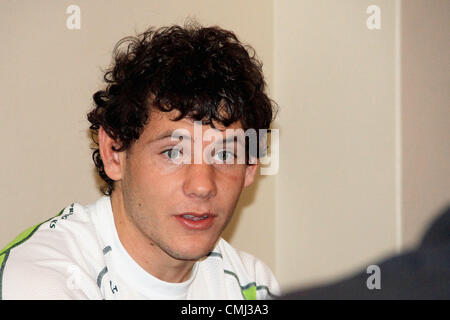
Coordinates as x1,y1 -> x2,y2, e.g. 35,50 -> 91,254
176,212 -> 217,230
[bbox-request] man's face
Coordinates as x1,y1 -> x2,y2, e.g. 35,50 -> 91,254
115,109 -> 257,261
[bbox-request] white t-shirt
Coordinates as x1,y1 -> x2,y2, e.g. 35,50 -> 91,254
0,196 -> 280,300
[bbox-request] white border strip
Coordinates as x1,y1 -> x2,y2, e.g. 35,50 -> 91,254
395,0 -> 403,253
273,0 -> 280,278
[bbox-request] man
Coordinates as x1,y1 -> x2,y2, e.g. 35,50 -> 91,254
0,23 -> 280,299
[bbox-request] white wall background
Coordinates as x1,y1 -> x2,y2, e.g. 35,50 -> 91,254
1,0 -> 448,293
274,0 -> 399,289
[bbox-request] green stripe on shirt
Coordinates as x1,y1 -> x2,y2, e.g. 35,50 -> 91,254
0,208 -> 65,300
0,208 -> 65,256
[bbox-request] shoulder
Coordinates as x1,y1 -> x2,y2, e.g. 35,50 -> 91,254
0,202 -> 103,299
208,238 -> 281,299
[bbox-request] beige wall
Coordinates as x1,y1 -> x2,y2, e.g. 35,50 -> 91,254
1,0 -> 448,294
401,0 -> 450,249
273,0 -> 449,291
274,0 -> 398,290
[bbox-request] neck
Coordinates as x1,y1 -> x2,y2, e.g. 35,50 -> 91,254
110,189 -> 195,283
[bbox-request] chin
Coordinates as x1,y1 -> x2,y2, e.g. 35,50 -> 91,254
169,237 -> 217,261
168,248 -> 209,261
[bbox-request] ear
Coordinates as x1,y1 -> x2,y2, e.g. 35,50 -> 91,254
243,162 -> 258,187
98,126 -> 124,181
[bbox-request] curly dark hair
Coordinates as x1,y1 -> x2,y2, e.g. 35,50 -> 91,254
87,22 -> 277,195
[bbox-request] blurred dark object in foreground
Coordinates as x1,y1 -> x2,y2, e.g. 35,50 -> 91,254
281,205 -> 450,300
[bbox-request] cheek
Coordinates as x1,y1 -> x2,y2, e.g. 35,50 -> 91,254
132,161 -> 183,208
216,168 -> 246,203
123,157 -> 163,204
217,165 -> 247,185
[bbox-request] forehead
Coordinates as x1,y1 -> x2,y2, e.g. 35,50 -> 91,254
140,109 -> 244,141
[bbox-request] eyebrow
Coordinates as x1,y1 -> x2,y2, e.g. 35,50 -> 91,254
147,129 -> 245,146
147,130 -> 189,143
222,135 -> 245,146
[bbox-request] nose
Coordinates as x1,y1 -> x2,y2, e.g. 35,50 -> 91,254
183,163 -> 217,200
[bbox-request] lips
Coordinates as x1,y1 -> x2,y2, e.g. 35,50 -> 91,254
176,212 -> 216,230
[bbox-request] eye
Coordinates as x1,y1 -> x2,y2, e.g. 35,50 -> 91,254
161,148 -> 183,161
213,150 -> 235,163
